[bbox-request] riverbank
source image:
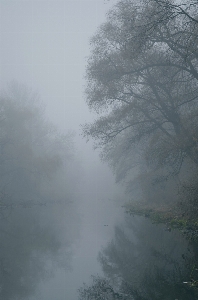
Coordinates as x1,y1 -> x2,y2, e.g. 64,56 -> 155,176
125,202 -> 198,241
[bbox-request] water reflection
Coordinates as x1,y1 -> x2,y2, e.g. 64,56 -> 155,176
0,205 -> 73,299
0,85 -> 80,299
79,215 -> 198,300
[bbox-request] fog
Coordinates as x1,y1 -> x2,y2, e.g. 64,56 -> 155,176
0,1 -> 124,299
1,1 -> 198,300
0,0 -> 115,131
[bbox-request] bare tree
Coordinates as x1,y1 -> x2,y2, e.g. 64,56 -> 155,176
83,0 -> 198,180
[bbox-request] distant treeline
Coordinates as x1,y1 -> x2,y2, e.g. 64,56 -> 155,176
0,82 -> 80,299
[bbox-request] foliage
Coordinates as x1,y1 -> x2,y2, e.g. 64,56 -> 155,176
78,275 -> 132,300
83,0 -> 198,205
125,202 -> 198,240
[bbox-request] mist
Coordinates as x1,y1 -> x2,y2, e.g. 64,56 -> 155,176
0,1 -> 123,299
1,1 -> 198,300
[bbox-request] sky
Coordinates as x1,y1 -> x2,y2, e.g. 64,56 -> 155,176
0,0 -> 116,132
0,1 -> 122,299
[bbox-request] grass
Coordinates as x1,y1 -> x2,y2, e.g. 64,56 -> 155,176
124,202 -> 198,240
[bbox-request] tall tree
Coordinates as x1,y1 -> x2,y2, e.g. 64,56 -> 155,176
83,0 -> 198,182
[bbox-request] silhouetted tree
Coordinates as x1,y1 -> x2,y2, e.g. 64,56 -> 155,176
83,0 -> 198,184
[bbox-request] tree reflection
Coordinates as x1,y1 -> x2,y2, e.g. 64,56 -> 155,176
0,208 -> 62,299
97,216 -> 198,300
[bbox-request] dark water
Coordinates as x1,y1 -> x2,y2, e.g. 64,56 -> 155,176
0,153 -> 196,300
96,214 -> 198,300
1,196 -> 198,300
